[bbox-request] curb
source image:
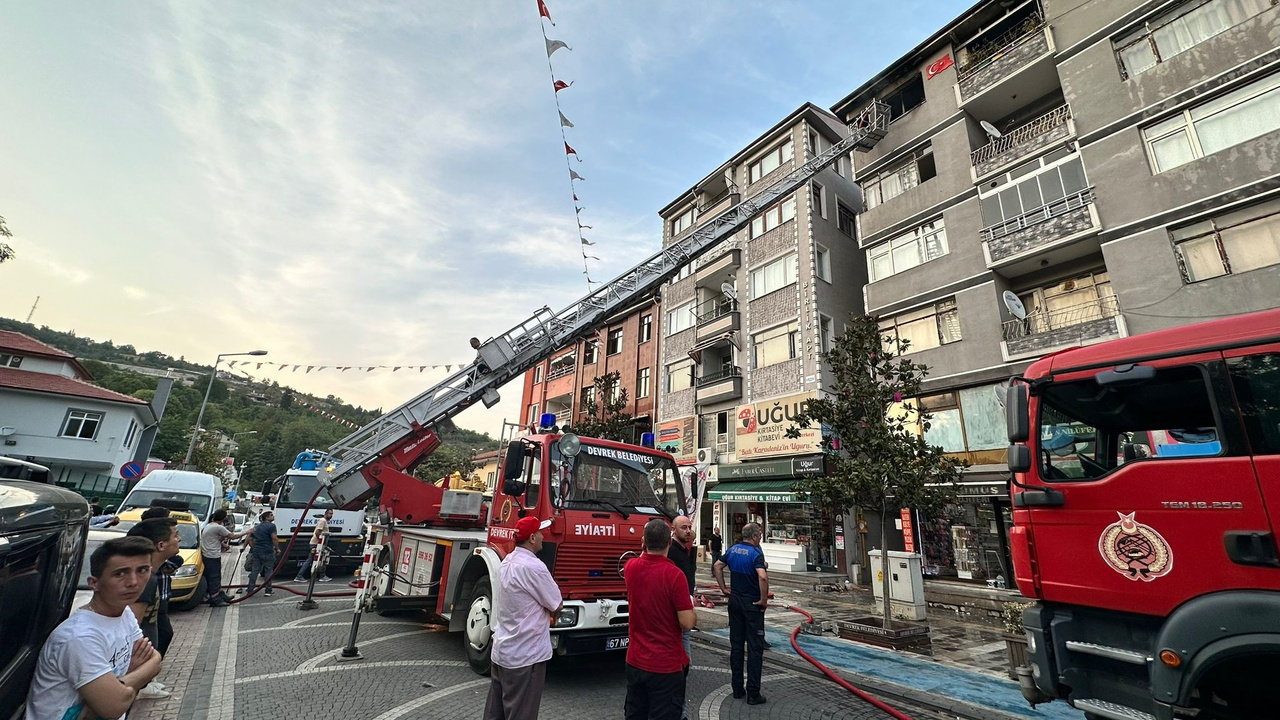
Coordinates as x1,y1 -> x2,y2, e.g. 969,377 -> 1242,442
689,630 -> 1032,720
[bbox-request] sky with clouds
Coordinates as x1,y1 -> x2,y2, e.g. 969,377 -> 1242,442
0,0 -> 972,437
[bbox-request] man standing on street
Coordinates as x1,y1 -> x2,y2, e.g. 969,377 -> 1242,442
125,517 -> 181,700
666,516 -> 697,720
713,522 -> 769,705
485,515 -> 560,720
625,518 -> 697,720
295,508 -> 334,582
201,509 -> 247,607
246,510 -> 280,596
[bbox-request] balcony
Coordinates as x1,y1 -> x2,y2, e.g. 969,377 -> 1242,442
955,16 -> 1057,120
696,366 -> 743,405
971,106 -> 1074,181
695,295 -> 740,343
698,183 -> 739,217
1001,296 -> 1126,361
696,248 -> 741,285
982,188 -> 1099,271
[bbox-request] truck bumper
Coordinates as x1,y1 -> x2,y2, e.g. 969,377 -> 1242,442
553,628 -> 631,656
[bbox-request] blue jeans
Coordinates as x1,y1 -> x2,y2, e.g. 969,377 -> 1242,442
681,629 -> 692,717
296,544 -> 320,579
246,550 -> 276,594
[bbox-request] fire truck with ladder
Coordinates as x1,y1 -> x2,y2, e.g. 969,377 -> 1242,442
311,100 -> 891,673
1004,308 -> 1280,720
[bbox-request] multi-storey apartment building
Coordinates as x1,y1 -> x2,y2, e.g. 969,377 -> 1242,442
655,103 -> 868,574
517,299 -> 661,443
831,0 -> 1280,587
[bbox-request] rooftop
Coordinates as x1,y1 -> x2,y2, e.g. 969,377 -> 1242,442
0,365 -> 154,417
0,331 -> 93,378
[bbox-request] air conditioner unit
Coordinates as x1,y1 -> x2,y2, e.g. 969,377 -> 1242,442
696,447 -> 715,465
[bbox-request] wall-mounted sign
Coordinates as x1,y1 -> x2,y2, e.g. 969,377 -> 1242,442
657,416 -> 696,463
735,392 -> 822,460
718,455 -> 825,481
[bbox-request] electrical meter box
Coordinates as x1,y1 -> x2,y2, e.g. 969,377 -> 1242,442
868,550 -> 926,620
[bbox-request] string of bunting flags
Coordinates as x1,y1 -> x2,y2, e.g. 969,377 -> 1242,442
299,401 -> 361,429
225,360 -> 465,374
535,0 -> 600,288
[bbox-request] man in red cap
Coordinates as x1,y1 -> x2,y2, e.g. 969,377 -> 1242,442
484,515 -> 561,720
624,518 -> 697,720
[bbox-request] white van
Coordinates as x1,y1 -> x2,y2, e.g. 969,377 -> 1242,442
119,469 -> 223,525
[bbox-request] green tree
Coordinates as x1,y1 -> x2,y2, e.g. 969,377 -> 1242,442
788,314 -> 965,629
573,371 -> 633,442
0,215 -> 13,264
412,444 -> 479,485
189,440 -> 227,478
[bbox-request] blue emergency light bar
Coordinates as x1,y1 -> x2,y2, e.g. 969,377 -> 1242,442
640,432 -> 655,448
540,413 -> 557,430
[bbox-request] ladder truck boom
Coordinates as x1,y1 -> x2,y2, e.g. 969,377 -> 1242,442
317,101 -> 890,521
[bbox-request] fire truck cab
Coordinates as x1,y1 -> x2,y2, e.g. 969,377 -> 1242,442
1005,308 -> 1280,720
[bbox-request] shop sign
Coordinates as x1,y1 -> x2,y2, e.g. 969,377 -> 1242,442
957,481 -> 1008,498
718,455 -> 825,481
714,490 -> 801,503
656,416 -> 696,463
735,392 -> 822,460
900,508 -> 915,553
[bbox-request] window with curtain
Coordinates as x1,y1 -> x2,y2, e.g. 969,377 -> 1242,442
867,220 -> 948,281
748,141 -> 794,184
979,147 -> 1087,229
878,299 -> 961,354
1172,197 -> 1280,281
750,253 -> 798,298
1143,72 -> 1280,173
671,207 -> 696,235
1115,0 -> 1275,78
753,322 -> 800,368
666,360 -> 694,392
749,196 -> 797,238
862,145 -> 935,211
665,302 -> 696,335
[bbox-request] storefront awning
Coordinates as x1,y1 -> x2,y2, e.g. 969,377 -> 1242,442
707,480 -> 804,503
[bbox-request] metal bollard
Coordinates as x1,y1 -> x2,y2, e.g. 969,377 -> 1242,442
297,545 -> 325,610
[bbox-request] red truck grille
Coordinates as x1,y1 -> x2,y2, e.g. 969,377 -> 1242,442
552,541 -> 635,597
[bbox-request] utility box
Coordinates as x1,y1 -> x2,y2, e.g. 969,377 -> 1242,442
868,550 -> 926,621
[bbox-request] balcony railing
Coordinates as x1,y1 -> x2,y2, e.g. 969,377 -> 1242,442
698,184 -> 738,214
971,106 -> 1071,167
697,365 -> 742,387
1002,295 -> 1120,341
982,188 -> 1094,243
547,361 -> 576,381
695,296 -> 737,323
956,15 -> 1046,82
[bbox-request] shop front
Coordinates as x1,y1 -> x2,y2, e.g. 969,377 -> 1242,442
914,477 -> 1012,587
706,455 -> 843,574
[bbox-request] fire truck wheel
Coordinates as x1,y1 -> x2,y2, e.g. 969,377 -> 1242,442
373,552 -> 396,616
464,576 -> 494,675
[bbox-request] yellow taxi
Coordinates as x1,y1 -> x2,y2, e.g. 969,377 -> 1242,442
114,508 -> 207,610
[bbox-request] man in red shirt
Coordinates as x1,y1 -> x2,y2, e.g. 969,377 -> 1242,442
624,518 -> 697,720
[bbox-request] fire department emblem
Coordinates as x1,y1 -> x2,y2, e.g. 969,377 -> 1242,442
499,497 -> 514,523
1098,512 -> 1172,581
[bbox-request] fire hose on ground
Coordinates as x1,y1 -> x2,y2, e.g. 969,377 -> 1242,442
786,605 -> 915,720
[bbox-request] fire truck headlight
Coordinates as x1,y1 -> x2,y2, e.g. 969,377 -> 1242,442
553,607 -> 579,628
1025,631 -> 1036,654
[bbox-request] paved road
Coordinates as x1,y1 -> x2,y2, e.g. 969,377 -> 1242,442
138,576 -> 932,720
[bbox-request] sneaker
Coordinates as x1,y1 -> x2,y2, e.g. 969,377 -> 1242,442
264,589 -> 274,596
318,576 -> 332,582
138,682 -> 170,699
293,577 -> 306,583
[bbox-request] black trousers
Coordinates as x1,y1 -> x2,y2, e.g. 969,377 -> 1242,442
202,555 -> 224,602
624,663 -> 685,720
157,610 -> 173,655
728,594 -> 765,696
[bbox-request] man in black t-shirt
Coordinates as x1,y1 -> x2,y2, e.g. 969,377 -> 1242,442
246,511 -> 280,596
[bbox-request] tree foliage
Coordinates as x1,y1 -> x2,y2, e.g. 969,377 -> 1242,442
0,216 -> 13,264
572,371 -> 634,442
788,314 -> 966,625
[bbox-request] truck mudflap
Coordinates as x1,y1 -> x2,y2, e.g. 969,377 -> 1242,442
554,628 -> 632,656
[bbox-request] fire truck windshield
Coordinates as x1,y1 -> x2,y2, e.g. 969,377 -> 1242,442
278,475 -> 337,508
561,444 -> 682,517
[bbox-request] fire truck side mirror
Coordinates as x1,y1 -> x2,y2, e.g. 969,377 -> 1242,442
1006,384 -> 1030,443
503,441 -> 526,481
1007,444 -> 1032,473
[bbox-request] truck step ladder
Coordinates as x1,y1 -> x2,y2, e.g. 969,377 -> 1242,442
1072,698 -> 1157,720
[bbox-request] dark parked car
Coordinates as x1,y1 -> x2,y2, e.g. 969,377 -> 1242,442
0,480 -> 90,720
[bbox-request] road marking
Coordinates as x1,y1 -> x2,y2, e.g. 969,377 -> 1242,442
235,659 -> 466,685
238,597 -> 353,608
370,679 -> 489,720
282,608 -> 353,627
208,601 -> 239,720
239,620 -> 419,634
698,685 -> 731,720
295,630 -> 426,672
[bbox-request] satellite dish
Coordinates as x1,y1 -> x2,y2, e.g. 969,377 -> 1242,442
980,120 -> 1003,139
1003,290 -> 1027,320
720,282 -> 737,300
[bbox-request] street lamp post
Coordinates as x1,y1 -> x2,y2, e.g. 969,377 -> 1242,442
183,350 -> 267,468
230,431 -> 257,499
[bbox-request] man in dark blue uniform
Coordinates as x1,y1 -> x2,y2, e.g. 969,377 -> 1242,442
712,522 -> 769,705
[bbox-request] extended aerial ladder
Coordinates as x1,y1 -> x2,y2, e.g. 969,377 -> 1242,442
316,101 -> 890,522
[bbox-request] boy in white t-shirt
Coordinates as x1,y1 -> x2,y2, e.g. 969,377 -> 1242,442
25,535 -> 163,720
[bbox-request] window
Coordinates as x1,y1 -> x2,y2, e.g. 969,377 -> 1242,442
878,299 -> 961,354
639,314 -> 653,343
753,322 -> 800,368
665,302 -> 696,335
911,386 -> 1009,454
812,182 -> 825,219
60,410 -> 102,440
979,148 -> 1087,229
819,315 -> 835,354
533,366 -> 544,384
868,220 -> 949,282
815,245 -> 832,283
806,129 -> 820,155
637,367 -> 651,399
699,410 -> 736,454
123,420 -> 139,449
671,207 -> 696,236
749,195 -> 797,238
1015,271 -> 1115,333
581,385 -> 597,408
523,450 -> 542,509
881,73 -> 925,121
584,340 -> 599,365
527,403 -> 540,425
671,263 -> 694,283
666,360 -> 694,393
608,377 -> 623,403
0,354 -> 22,368
607,328 -> 624,355
1172,197 -> 1280,281
862,145 -> 935,211
1116,0 -> 1274,78
1037,365 -> 1221,481
837,201 -> 857,238
1228,353 -> 1280,455
748,141 -> 794,184
1142,72 -> 1280,173
750,253 -> 798,298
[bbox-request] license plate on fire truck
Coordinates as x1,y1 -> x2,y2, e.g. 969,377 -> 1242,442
605,636 -> 629,651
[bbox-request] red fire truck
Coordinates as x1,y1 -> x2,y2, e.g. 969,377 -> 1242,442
1004,308 -> 1280,720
